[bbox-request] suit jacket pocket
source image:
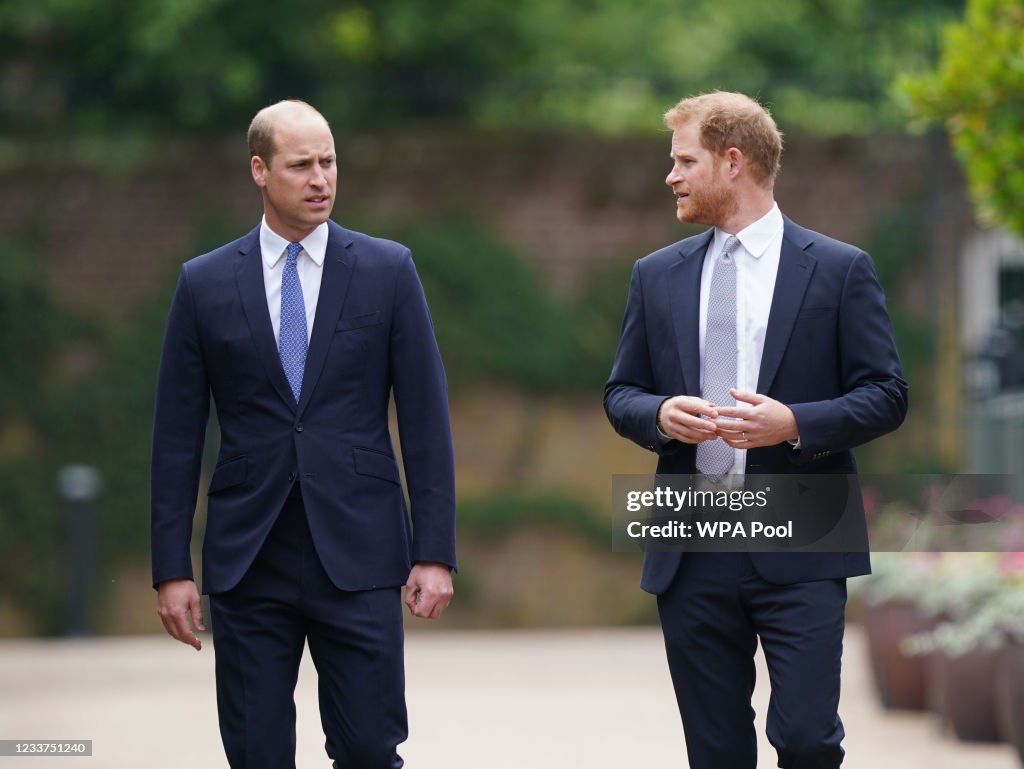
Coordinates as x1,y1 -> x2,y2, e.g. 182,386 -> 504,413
353,446 -> 400,485
337,311 -> 382,332
209,455 -> 247,495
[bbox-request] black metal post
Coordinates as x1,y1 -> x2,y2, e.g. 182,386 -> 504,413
57,465 -> 101,637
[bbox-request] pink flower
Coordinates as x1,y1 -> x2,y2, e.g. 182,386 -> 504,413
1000,551 -> 1024,574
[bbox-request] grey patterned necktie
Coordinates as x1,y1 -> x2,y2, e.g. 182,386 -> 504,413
697,235 -> 740,477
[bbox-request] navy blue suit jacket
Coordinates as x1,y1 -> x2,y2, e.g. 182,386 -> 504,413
151,220 -> 456,594
605,216 -> 907,593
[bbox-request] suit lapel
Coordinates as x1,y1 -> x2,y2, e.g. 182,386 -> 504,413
669,230 -> 713,395
296,222 -> 355,418
757,219 -> 816,394
236,229 -> 298,410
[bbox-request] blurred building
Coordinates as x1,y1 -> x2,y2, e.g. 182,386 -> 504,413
962,229 -> 1024,473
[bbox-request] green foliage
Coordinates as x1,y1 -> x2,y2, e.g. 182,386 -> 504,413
898,0 -> 1024,237
0,234 -> 186,635
387,217 -> 623,392
457,491 -> 607,547
2,0 -> 961,137
492,0 -> 964,135
391,218 -> 575,391
568,257 -> 636,390
864,206 -> 934,382
0,238 -> 96,633
852,204 -> 937,473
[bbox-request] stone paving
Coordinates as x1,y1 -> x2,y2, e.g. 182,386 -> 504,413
0,626 -> 1017,768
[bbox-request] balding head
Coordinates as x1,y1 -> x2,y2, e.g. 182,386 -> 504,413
248,100 -> 337,241
248,100 -> 331,167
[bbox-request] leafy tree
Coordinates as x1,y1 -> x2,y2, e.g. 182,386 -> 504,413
2,0 -> 962,137
898,0 -> 1024,238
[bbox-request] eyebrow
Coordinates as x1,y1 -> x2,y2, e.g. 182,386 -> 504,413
286,152 -> 336,162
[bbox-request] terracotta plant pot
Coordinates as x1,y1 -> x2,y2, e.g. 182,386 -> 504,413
935,648 -> 1002,743
861,601 -> 930,710
996,643 -> 1024,762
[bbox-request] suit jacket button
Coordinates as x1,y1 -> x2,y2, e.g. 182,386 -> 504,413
287,472 -> 295,483
295,423 -> 304,433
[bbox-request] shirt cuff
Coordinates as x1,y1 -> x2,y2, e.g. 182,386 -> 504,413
656,398 -> 673,444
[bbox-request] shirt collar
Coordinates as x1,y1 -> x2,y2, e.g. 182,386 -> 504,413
713,202 -> 783,260
259,218 -> 328,268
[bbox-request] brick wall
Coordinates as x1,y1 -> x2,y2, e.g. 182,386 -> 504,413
1,129 -> 974,316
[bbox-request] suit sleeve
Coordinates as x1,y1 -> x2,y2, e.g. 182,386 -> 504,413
789,250 -> 908,461
150,266 -> 210,587
604,261 -> 682,456
390,251 -> 457,570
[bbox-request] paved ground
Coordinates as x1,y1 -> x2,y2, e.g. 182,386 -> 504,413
0,625 -> 1017,768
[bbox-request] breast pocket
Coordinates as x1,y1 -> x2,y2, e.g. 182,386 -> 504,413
793,305 -> 838,335
798,305 -> 837,316
336,311 -> 382,332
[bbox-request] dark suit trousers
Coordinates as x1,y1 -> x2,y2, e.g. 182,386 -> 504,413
657,552 -> 846,769
210,486 -> 407,769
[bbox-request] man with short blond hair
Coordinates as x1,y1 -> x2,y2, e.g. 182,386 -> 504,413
152,99 -> 456,769
662,91 -> 783,186
605,91 -> 907,768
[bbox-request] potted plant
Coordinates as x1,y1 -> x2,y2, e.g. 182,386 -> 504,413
991,554 -> 1024,765
852,552 -> 939,710
902,553 -> 1006,743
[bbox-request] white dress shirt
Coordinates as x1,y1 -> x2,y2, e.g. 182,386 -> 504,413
260,218 -> 328,346
698,203 -> 784,473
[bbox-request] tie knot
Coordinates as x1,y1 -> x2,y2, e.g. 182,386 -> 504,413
286,243 -> 303,263
721,236 -> 740,261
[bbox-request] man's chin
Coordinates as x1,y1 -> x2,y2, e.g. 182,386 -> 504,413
676,203 -> 720,228
307,211 -> 333,227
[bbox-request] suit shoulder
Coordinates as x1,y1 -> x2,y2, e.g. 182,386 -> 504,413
338,225 -> 411,266
181,232 -> 254,277
785,220 -> 865,261
636,230 -> 712,272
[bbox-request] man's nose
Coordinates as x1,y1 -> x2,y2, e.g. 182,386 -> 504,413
666,166 -> 680,187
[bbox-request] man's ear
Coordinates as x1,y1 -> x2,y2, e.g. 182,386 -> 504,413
725,147 -> 745,179
251,155 -> 267,188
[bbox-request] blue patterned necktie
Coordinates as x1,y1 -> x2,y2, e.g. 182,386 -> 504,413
279,242 -> 308,404
697,235 -> 740,477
